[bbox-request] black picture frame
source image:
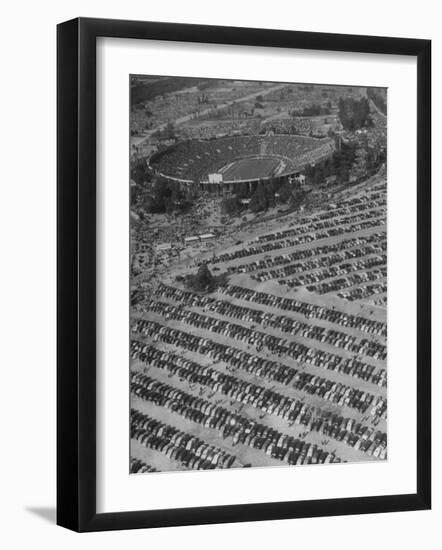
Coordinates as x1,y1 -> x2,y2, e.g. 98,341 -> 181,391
57,17 -> 431,532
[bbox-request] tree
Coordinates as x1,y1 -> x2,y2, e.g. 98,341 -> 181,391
195,264 -> 215,292
221,197 -> 242,217
277,182 -> 293,203
290,188 -> 307,208
313,164 -> 324,185
338,97 -> 371,130
130,158 -> 151,187
250,182 -> 271,212
185,264 -> 216,293
163,121 -> 175,139
236,182 -> 250,199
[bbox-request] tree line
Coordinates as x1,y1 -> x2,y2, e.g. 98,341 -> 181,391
304,139 -> 385,185
180,264 -> 228,294
221,177 -> 306,216
304,141 -> 357,184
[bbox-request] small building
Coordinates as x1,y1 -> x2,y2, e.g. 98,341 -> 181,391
158,137 -> 177,146
199,233 -> 215,241
156,242 -> 172,252
184,236 -> 199,244
208,173 -> 223,184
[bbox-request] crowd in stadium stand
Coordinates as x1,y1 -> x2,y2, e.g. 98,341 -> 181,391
151,136 -> 260,181
150,135 -> 334,182
131,346 -> 387,461
264,135 -> 334,161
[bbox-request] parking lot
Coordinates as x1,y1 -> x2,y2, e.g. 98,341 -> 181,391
130,174 -> 388,473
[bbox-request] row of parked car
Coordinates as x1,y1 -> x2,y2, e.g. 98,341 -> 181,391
132,373 -> 387,464
218,285 -> 387,337
132,341 -> 374,420
131,373 -> 342,467
256,206 -> 385,244
338,283 -> 388,302
154,283 -> 387,361
285,254 -> 386,289
281,195 -> 386,235
137,299 -> 386,390
306,266 -> 387,295
131,341 -> 387,455
219,232 -> 385,276
250,238 -> 386,283
130,458 -> 158,474
131,410 -> 239,470
132,319 -> 387,423
209,217 -> 385,267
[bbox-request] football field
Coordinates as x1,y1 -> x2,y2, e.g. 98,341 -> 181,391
220,156 -> 281,181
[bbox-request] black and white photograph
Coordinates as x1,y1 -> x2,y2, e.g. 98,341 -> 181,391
0,0 -> 436,542
129,76 -> 388,474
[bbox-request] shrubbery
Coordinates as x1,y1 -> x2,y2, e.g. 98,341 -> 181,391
338,97 -> 372,131
305,141 -> 357,185
221,197 -> 243,217
146,177 -> 193,214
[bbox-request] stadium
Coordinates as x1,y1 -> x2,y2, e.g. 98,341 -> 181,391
149,134 -> 335,193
